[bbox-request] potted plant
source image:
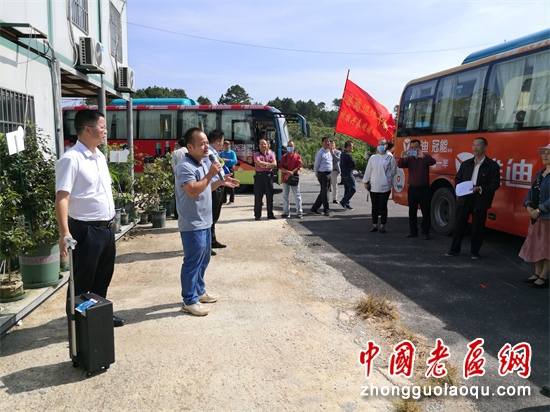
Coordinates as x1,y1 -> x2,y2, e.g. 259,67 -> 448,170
134,157 -> 172,228
0,123 -> 60,292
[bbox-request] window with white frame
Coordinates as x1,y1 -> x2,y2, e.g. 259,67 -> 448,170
110,2 -> 123,62
0,88 -> 35,135
72,0 -> 89,34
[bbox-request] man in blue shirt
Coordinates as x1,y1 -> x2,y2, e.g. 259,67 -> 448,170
219,140 -> 238,205
175,128 -> 238,316
311,137 -> 333,216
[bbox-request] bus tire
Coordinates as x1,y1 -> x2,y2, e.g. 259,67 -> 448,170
430,187 -> 456,236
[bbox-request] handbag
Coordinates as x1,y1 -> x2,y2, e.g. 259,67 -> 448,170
287,174 -> 299,186
285,154 -> 299,186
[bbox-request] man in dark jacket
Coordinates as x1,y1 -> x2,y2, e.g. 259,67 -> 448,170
446,137 -> 500,259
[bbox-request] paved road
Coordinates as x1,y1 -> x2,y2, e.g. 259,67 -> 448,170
273,171 -> 549,412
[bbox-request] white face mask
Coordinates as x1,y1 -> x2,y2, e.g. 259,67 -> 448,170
287,146 -> 294,152
377,145 -> 386,153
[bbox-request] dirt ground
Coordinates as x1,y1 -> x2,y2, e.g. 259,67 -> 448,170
0,190 -> 476,411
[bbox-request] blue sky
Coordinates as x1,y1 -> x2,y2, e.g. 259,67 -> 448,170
127,0 -> 549,112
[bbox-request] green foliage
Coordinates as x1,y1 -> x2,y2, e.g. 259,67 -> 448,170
196,95 -> 212,104
132,86 -> 188,99
0,123 -> 59,276
218,85 -> 252,104
106,143 -> 139,209
134,156 -> 174,212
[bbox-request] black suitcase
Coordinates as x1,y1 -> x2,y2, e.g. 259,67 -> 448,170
66,238 -> 115,377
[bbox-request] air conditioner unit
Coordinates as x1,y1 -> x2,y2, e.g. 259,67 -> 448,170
78,37 -> 105,73
116,66 -> 135,92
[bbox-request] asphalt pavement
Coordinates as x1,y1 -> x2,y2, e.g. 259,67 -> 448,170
283,171 -> 549,412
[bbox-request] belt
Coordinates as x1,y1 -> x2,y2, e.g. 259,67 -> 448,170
69,217 -> 116,228
319,171 -> 331,174
256,171 -> 272,175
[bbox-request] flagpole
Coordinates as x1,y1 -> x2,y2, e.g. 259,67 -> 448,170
334,70 -> 350,138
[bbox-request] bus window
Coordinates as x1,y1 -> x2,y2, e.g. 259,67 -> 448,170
433,67 -> 487,133
398,80 -> 436,136
138,110 -> 177,139
179,111 -> 218,134
483,49 -> 550,130
106,112 -> 128,140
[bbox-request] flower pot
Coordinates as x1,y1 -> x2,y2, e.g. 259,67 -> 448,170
151,209 -> 167,228
160,199 -> 174,217
139,212 -> 149,224
19,243 -> 62,289
0,280 -> 25,302
120,211 -> 129,225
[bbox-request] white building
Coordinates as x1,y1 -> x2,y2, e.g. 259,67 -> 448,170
0,0 -> 134,156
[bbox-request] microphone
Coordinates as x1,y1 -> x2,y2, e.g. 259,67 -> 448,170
208,153 -> 224,181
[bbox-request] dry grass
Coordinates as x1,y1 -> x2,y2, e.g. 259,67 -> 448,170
355,294 -> 399,321
392,399 -> 424,412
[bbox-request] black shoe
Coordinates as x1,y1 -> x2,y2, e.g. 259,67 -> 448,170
211,250 -> 217,256
345,205 -> 354,210
532,278 -> 549,288
281,214 -> 289,218
379,228 -> 386,233
523,275 -> 539,283
332,200 -> 339,204
445,250 -> 458,257
324,210 -> 330,217
310,208 -> 321,215
113,316 -> 125,327
406,233 -> 418,238
422,234 -> 430,240
254,217 -> 261,221
267,215 -> 277,219
370,227 -> 378,232
212,241 -> 226,249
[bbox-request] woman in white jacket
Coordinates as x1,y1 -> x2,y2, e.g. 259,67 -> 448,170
362,138 -> 397,233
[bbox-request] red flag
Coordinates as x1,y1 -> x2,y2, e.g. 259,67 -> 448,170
334,78 -> 395,146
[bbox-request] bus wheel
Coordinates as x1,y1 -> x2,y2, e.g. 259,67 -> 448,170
430,187 -> 456,236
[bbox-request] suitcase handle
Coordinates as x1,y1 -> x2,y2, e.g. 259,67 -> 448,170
65,237 -> 78,357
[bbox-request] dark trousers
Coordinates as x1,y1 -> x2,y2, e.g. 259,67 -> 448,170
223,168 -> 235,203
254,172 -> 274,218
311,171 -> 331,212
408,185 -> 431,235
370,191 -> 391,225
340,175 -> 356,206
211,186 -> 224,243
449,195 -> 488,255
67,219 -> 116,299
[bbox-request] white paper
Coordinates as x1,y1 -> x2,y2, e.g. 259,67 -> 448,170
6,126 -> 25,155
109,149 -> 129,163
456,181 -> 474,197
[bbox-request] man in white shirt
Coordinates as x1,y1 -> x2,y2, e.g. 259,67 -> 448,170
55,109 -> 124,327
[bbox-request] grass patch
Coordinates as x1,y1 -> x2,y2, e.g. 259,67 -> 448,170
392,399 -> 423,412
355,294 -> 399,321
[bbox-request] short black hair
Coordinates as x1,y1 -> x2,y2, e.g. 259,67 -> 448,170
74,109 -> 104,135
475,137 -> 488,147
184,127 -> 203,146
344,140 -> 353,149
410,139 -> 421,146
208,129 -> 225,143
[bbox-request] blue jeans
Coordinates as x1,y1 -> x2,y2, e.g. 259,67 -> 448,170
340,175 -> 356,207
180,229 -> 211,305
282,183 -> 303,215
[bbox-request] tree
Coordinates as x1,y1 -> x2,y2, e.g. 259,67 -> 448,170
332,98 -> 342,110
196,95 -> 212,104
218,85 -> 252,104
132,86 -> 188,99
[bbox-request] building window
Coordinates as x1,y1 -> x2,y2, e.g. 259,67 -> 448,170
0,88 -> 35,135
72,0 -> 89,34
110,3 -> 123,62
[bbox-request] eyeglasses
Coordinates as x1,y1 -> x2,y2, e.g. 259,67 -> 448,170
86,124 -> 107,130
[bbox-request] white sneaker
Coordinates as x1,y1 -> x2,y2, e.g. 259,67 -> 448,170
199,292 -> 218,303
181,302 -> 210,316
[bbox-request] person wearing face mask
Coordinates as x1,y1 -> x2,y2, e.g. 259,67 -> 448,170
279,140 -> 303,218
311,137 -> 333,216
362,138 -> 397,233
